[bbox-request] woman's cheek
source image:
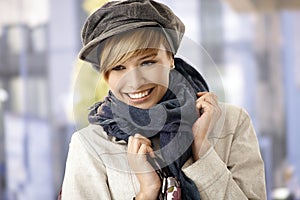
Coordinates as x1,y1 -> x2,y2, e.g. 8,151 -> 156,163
141,65 -> 170,88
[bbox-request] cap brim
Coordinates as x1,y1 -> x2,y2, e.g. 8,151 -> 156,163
78,21 -> 159,66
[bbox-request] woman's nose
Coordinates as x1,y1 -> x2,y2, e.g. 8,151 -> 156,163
125,68 -> 146,90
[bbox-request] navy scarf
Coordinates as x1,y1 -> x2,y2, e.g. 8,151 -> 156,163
88,58 -> 208,199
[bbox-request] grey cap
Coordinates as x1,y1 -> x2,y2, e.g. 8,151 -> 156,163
79,0 -> 185,68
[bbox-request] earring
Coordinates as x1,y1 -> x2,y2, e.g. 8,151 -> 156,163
171,65 -> 175,69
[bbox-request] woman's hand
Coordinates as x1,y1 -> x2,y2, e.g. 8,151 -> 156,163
127,134 -> 161,200
192,92 -> 221,161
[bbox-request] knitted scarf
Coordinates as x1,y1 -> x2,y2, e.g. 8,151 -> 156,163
88,58 -> 208,199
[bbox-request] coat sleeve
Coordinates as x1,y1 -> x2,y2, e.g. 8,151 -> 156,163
61,132 -> 112,200
182,107 -> 267,200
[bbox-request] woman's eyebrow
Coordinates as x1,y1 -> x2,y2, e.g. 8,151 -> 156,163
138,52 -> 158,61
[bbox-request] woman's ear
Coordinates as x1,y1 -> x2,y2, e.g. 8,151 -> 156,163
170,57 -> 175,69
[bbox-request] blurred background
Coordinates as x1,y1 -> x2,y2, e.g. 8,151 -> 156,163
0,0 -> 300,199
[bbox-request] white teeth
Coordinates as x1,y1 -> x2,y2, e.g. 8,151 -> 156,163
128,90 -> 150,99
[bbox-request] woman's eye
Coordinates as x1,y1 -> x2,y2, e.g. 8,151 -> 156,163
111,65 -> 125,71
141,60 -> 156,66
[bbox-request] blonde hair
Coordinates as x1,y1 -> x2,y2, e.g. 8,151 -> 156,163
99,27 -> 173,76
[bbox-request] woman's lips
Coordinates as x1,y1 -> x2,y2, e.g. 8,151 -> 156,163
127,88 -> 154,103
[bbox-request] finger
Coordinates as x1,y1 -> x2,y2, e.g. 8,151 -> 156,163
128,137 -> 143,153
136,144 -> 153,166
197,91 -> 208,96
196,92 -> 210,103
148,150 -> 156,158
196,100 -> 222,122
128,144 -> 153,173
209,93 -> 218,105
145,146 -> 156,158
137,143 -> 149,154
196,93 -> 214,107
127,136 -> 134,151
197,91 -> 217,100
134,133 -> 151,146
138,146 -> 156,173
195,96 -> 206,106
132,139 -> 143,153
128,136 -> 152,154
195,100 -> 212,112
137,144 -> 154,155
196,92 -> 218,106
198,100 -> 221,117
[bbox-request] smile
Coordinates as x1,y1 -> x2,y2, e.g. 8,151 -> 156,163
127,88 -> 153,100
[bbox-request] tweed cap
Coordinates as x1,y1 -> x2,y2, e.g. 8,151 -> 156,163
79,0 -> 185,68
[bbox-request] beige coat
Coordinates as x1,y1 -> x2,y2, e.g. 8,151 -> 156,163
61,103 -> 267,200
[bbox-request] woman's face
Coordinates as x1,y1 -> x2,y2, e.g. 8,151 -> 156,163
104,48 -> 173,109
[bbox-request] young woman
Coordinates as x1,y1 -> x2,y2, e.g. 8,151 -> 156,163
61,0 -> 267,199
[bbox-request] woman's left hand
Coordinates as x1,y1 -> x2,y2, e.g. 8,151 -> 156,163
192,92 -> 221,161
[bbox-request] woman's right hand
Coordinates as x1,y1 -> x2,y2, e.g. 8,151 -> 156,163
127,134 -> 161,200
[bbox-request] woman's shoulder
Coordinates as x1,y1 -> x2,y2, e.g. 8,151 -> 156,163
222,103 -> 251,121
71,124 -> 127,157
216,103 -> 253,135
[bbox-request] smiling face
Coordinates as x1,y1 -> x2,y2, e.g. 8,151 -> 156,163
100,27 -> 174,109
105,48 -> 173,109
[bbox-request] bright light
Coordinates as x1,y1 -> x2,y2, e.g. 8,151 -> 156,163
272,187 -> 291,199
0,88 -> 9,102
